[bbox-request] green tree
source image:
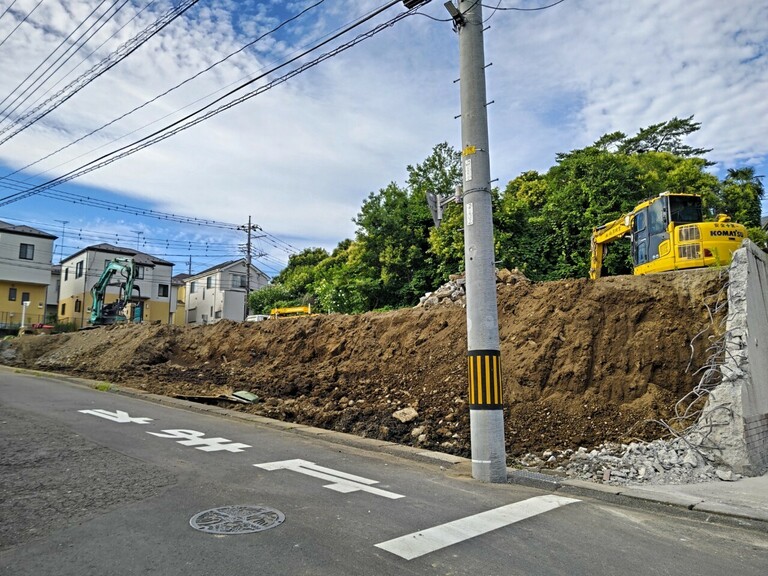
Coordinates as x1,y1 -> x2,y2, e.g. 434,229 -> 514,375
718,167 -> 764,227
273,247 -> 329,297
248,284 -> 294,315
351,143 -> 461,308
617,116 -> 712,159
312,240 -> 379,313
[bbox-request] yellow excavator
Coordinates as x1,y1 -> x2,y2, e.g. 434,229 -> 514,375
590,192 -> 747,279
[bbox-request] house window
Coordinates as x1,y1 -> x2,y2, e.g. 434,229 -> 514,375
232,274 -> 246,288
8,287 -> 16,301
206,276 -> 213,289
190,281 -> 196,294
64,267 -> 69,281
75,261 -> 84,278
61,303 -> 66,315
19,243 -> 34,260
158,284 -> 169,298
75,300 -> 82,313
21,292 -> 30,303
135,265 -> 145,280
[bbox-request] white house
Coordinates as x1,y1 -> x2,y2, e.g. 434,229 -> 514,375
185,259 -> 269,324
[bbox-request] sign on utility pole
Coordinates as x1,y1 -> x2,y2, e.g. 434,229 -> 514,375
451,0 -> 507,482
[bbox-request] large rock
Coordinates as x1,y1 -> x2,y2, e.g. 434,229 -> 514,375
392,407 -> 419,423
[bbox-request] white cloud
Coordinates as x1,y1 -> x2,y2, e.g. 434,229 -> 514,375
0,0 -> 766,275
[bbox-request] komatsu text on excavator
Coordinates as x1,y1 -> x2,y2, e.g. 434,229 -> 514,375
589,192 -> 747,280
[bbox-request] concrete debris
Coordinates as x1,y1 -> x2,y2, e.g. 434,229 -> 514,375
517,438 -> 744,486
416,268 -> 529,309
392,407 -> 419,423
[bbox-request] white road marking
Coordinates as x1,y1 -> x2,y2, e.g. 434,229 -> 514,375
375,495 -> 580,560
255,459 -> 405,499
147,429 -> 251,452
78,409 -> 153,424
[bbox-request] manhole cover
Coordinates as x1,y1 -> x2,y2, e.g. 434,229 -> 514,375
189,505 -> 285,535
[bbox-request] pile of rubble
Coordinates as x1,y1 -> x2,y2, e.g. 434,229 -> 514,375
518,437 -> 741,486
416,268 -> 530,309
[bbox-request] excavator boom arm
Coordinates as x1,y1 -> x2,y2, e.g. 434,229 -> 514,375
589,215 -> 631,280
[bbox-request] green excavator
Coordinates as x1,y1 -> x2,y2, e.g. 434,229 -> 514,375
89,257 -> 141,326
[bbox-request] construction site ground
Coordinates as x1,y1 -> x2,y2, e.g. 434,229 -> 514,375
1,269 -> 728,463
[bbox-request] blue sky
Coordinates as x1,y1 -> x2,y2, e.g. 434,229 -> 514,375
0,0 -> 766,278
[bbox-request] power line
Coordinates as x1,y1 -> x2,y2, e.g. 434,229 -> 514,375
2,211 -> 296,261
0,0 -> 126,124
0,0 -> 422,209
482,0 -> 568,12
12,0 -> 159,123
0,0 -> 201,146
0,187 -> 302,257
0,0 -> 19,23
0,0 -> 324,184
0,0 -> 45,52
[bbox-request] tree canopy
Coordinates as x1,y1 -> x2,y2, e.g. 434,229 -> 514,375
250,118 -> 765,314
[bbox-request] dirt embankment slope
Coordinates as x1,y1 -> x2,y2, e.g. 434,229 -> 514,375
2,269 -> 726,461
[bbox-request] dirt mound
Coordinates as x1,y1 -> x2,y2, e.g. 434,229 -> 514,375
2,269 -> 726,462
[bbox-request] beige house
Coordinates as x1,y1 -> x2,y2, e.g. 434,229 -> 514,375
59,243 -> 174,328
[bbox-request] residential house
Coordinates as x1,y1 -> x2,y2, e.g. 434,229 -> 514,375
0,221 -> 56,328
59,243 -> 174,328
185,259 -> 269,324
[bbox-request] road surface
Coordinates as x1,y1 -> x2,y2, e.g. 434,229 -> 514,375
1,368 -> 766,575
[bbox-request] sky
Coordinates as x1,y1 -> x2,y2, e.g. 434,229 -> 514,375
0,0 -> 766,278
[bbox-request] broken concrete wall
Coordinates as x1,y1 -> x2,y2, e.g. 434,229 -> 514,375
702,240 -> 768,475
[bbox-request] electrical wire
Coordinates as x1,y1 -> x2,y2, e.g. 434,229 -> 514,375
0,0 -> 201,146
16,0 -> 159,122
0,0 -> 325,185
0,0 -> 125,124
482,0 -> 567,11
2,0 -> 387,181
0,1 -> 426,272
0,185 -> 302,259
0,0 -> 45,52
0,0 -> 420,208
0,0 -> 19,23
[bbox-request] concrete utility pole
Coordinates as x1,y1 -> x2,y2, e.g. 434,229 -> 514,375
238,216 -> 259,320
54,219 -> 68,263
245,216 -> 252,319
453,0 -> 507,482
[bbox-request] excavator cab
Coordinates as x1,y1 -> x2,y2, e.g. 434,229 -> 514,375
630,194 -> 685,268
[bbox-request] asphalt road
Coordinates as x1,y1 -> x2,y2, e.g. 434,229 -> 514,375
1,368 -> 767,576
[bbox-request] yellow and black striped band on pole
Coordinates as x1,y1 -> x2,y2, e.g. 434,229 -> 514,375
467,349 -> 503,409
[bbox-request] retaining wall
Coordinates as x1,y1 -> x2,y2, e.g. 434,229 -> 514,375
702,240 -> 768,475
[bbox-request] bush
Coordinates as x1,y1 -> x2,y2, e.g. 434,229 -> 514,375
53,321 -> 78,333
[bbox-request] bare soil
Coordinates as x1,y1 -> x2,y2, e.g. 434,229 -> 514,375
2,269 -> 727,463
